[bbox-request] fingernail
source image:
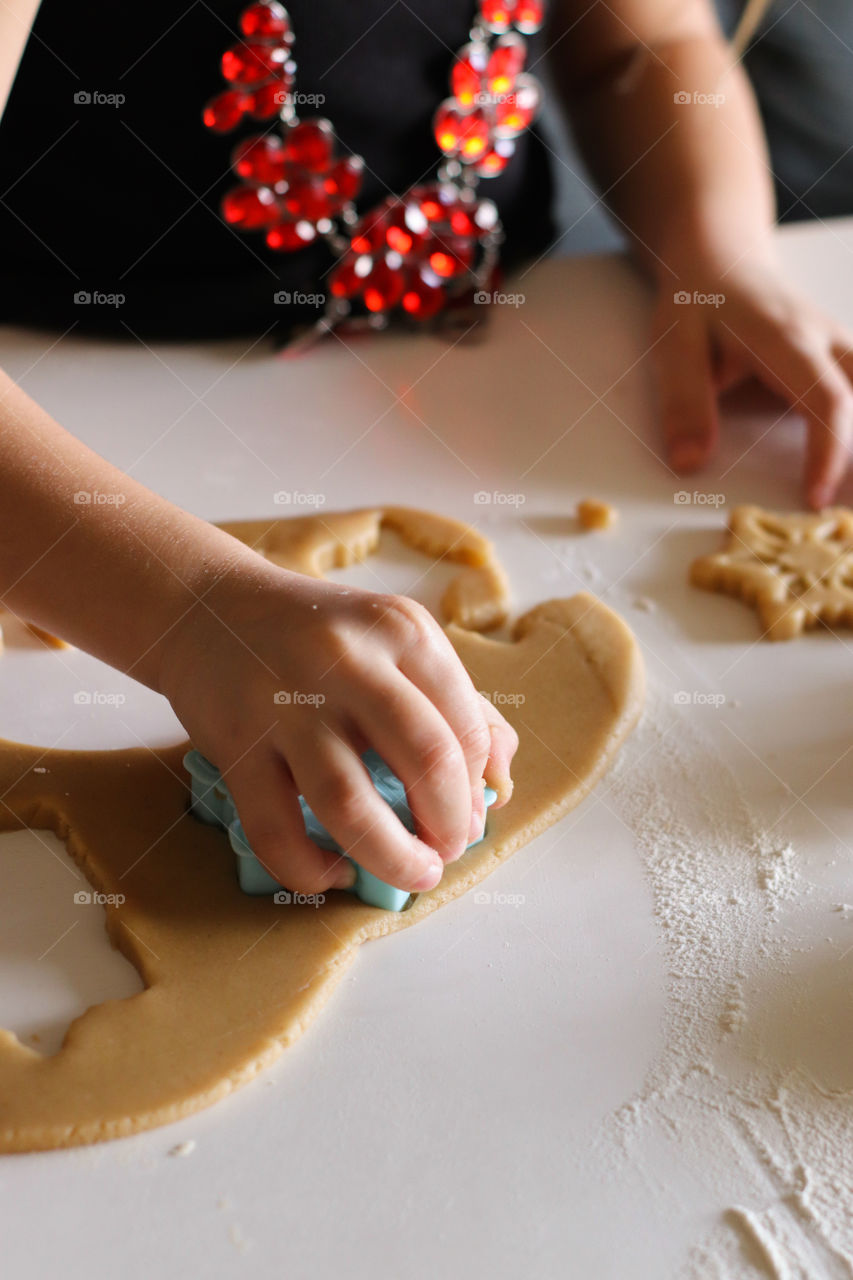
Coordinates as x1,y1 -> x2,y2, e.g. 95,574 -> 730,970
413,858 -> 444,892
670,440 -> 706,472
808,484 -> 831,511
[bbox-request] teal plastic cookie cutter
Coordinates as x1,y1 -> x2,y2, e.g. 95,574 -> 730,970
183,747 -> 497,912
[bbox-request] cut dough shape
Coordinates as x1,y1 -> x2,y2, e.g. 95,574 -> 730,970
691,504 -> 853,640
0,507 -> 644,1151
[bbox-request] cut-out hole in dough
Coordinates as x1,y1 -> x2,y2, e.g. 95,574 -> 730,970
0,828 -> 144,1056
327,526 -> 462,615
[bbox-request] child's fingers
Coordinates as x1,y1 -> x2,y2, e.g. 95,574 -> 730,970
479,695 -> 519,806
653,305 -> 719,473
396,634 -> 495,824
292,734 -> 446,893
739,325 -> 853,509
225,752 -> 356,895
352,666 -> 476,861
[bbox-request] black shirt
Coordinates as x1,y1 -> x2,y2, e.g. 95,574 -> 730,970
0,1 -> 554,339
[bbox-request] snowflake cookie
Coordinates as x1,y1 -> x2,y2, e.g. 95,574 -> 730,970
690,505 -> 853,640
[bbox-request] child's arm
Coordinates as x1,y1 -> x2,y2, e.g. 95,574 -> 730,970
549,0 -> 853,507
0,367 -> 518,893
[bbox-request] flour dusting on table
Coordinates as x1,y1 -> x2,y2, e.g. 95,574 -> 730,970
596,681 -> 853,1278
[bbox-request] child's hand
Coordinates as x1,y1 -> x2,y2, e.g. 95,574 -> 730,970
651,257 -> 853,509
159,559 -> 519,896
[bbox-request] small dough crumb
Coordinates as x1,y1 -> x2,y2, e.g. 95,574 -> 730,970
577,499 -> 618,531
168,1140 -> 196,1157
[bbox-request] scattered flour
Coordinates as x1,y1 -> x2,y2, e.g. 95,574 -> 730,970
593,679 -> 853,1279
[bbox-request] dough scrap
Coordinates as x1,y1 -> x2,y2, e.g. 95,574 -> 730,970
690,504 -> 853,640
0,507 -> 644,1151
577,499 -> 618,531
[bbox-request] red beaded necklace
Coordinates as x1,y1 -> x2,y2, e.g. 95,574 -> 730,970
203,1 -> 545,339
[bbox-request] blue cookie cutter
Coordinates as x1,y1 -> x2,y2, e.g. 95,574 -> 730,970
183,747 -> 497,912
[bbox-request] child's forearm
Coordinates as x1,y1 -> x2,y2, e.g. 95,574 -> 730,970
549,6 -> 776,281
0,367 -> 268,691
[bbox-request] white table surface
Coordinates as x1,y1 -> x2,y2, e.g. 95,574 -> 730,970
2,219 -> 853,1279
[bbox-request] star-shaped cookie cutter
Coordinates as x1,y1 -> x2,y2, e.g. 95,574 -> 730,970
690,504 -> 853,640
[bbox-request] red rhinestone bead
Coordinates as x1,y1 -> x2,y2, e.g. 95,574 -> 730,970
458,108 -> 491,162
232,135 -> 286,184
351,211 -> 389,255
479,0 -> 514,34
266,219 -> 317,251
434,102 -> 462,156
451,44 -> 488,107
240,1 -> 290,39
493,75 -> 540,135
222,185 -> 280,228
283,177 -> 334,221
514,0 -> 544,34
362,259 -> 405,313
329,253 -> 373,299
384,203 -> 429,255
323,156 -> 363,206
486,36 -> 526,95
427,236 -> 474,279
203,89 -> 249,133
222,42 -> 287,87
475,139 -> 515,177
401,273 -> 446,320
283,120 -> 334,172
249,77 -> 292,119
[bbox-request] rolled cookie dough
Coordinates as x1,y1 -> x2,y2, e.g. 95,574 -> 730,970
0,507 -> 644,1151
690,504 -> 853,639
